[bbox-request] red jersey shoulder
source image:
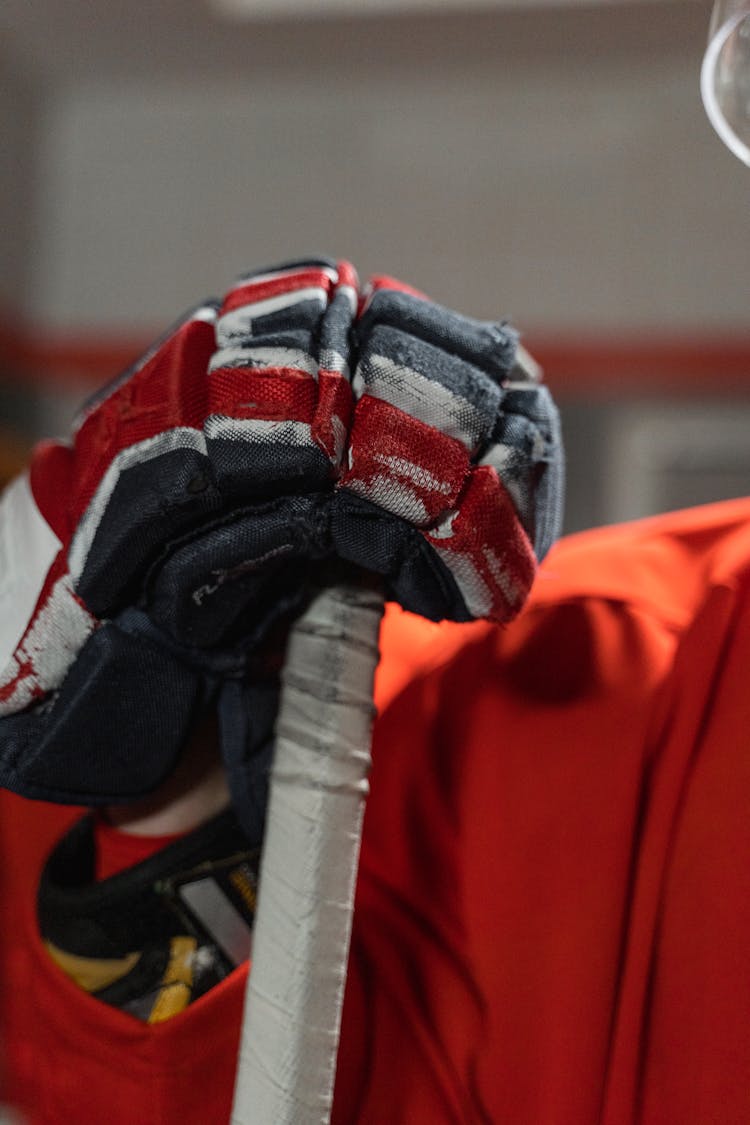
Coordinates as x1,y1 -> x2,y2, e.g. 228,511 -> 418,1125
375,500 -> 750,723
530,497 -> 750,629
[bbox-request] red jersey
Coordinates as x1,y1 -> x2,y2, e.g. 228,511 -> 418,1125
2,498 -> 750,1124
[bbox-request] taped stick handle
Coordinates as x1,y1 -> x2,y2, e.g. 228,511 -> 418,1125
231,579 -> 385,1125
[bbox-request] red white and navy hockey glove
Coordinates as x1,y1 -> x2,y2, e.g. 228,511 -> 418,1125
0,258 -> 563,829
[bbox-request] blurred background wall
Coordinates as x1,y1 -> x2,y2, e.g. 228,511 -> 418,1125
2,0 -> 749,532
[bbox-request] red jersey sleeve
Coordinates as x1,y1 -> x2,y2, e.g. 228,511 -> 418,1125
353,499 -> 750,1124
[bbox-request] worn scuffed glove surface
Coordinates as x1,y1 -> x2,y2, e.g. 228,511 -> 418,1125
341,275 -> 562,621
0,258 -> 563,828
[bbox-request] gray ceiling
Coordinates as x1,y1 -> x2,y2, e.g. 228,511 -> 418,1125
2,1 -> 711,87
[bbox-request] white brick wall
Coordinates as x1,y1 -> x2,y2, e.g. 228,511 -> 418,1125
7,5 -> 746,336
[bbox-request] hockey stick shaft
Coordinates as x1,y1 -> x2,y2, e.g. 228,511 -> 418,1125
231,579 -> 385,1124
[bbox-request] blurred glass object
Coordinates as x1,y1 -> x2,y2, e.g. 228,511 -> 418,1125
702,0 -> 750,165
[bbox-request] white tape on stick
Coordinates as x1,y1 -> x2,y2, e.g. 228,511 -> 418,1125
231,580 -> 385,1125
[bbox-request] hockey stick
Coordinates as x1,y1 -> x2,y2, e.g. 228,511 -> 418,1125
231,576 -> 385,1124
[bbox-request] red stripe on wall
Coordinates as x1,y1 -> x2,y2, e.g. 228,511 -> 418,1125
0,316 -> 147,388
530,335 -> 750,394
2,313 -> 750,395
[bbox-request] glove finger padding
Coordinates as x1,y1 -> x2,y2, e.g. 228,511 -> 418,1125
145,260 -> 358,650
334,277 -> 563,622
208,258 -> 356,486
